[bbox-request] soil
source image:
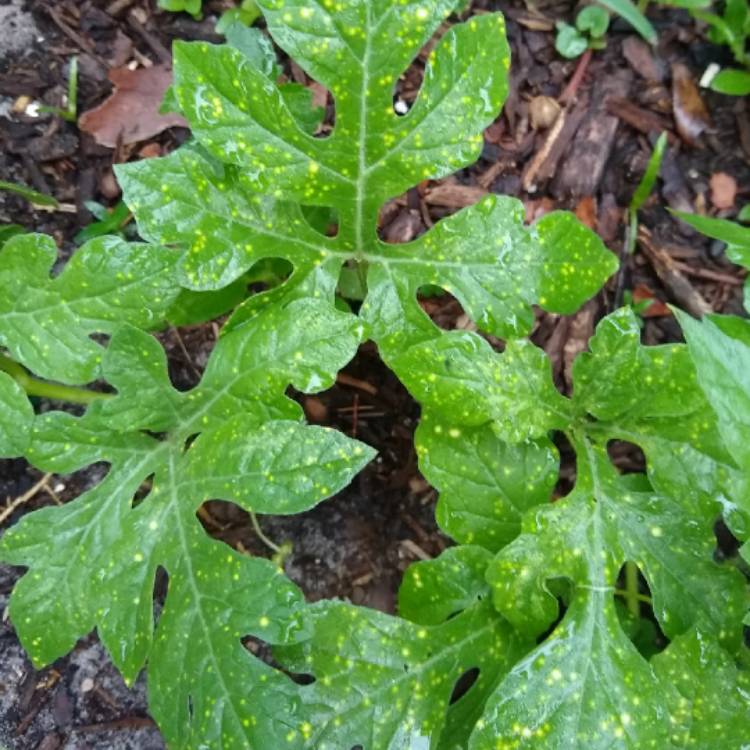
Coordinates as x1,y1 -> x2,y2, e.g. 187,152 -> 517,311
1,0 -> 749,748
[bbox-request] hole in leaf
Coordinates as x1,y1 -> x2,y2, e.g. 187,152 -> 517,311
389,9 -> 458,118
449,667 -> 480,705
614,562 -> 667,658
245,256 -> 294,291
242,634 -> 317,685
153,565 -> 168,618
183,433 -> 199,452
714,518 -> 741,561
88,331 -> 111,347
196,500 -> 247,546
287,670 -> 316,686
301,205 -> 338,238
606,439 -> 646,475
417,286 -> 473,334
131,473 -> 154,509
531,577 -> 573,645
551,431 -> 576,500
160,326 -> 213,393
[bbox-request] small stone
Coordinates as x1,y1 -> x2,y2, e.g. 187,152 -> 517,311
529,96 -> 560,130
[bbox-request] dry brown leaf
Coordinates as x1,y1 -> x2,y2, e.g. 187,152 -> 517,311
574,196 -> 597,229
671,62 -> 711,145
632,283 -> 671,317
523,197 -> 555,222
709,172 -> 737,210
79,65 -> 187,147
309,81 -> 329,110
622,36 -> 664,82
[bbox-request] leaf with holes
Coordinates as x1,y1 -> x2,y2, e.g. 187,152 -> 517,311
473,441 -> 746,748
117,1 -> 616,355
276,580 -> 529,750
0,297 -> 375,749
0,233 -> 179,384
391,307 -> 748,746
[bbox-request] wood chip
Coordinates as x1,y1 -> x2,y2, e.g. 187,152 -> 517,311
552,69 -> 632,198
424,182 -> 487,208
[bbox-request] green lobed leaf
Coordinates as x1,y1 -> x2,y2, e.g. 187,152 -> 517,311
398,545 -> 493,625
393,330 -> 574,440
652,629 -> 750,748
474,441 -> 747,747
0,371 -> 33,457
415,410 -> 558,551
0,234 -> 180,384
118,3 -> 616,356
0,297 -> 375,749
676,311 -> 750,470
275,597 -> 530,750
575,309 -> 750,536
395,306 -> 749,744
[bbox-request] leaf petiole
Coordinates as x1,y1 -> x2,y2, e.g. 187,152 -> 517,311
0,354 -> 112,405
623,562 -> 643,616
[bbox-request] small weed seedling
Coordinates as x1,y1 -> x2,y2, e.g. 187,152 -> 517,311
695,0 -> 750,94
0,2 -> 747,749
556,6 -> 611,58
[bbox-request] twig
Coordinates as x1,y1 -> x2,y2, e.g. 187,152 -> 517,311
46,7 -> 108,68
197,504 -> 226,531
106,0 -> 138,16
0,473 -> 54,526
522,106 -> 568,192
637,227 -> 712,316
400,538 -> 432,561
670,260 -> 746,286
351,392 -> 360,438
336,372 -> 378,395
73,717 -> 157,734
559,48 -> 592,104
127,11 -> 172,65
171,328 -> 201,380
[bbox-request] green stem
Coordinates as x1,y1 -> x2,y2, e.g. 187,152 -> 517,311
249,511 -> 282,554
614,587 -> 652,606
0,354 -> 111,405
355,259 -> 369,296
624,561 -> 641,618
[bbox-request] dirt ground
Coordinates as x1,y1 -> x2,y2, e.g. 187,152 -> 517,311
1,0 -> 749,747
